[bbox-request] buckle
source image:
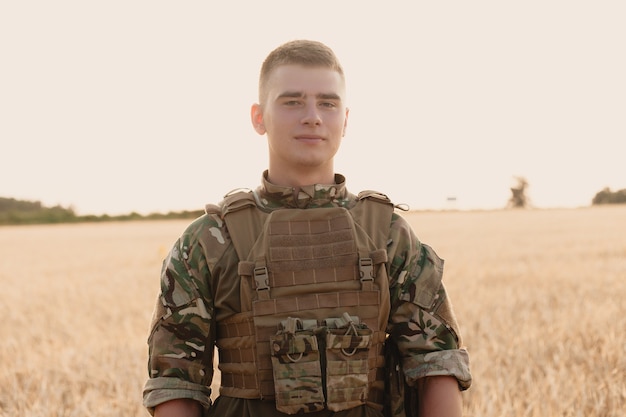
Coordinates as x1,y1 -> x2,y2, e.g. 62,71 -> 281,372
254,266 -> 270,291
359,257 -> 374,282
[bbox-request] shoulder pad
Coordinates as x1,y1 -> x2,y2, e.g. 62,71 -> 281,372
222,189 -> 257,216
357,190 -> 410,211
357,190 -> 392,205
204,189 -> 258,217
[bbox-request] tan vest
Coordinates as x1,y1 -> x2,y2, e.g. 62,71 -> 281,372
211,190 -> 394,414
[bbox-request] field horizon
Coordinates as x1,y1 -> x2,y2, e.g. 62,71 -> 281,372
1,205 -> 624,416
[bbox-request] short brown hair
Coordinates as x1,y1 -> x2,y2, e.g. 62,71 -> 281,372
258,40 -> 345,104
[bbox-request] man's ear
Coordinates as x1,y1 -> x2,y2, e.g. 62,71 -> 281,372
342,107 -> 349,137
251,103 -> 266,135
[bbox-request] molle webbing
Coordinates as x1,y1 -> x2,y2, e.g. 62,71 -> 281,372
237,211 -> 389,296
215,191 -> 394,412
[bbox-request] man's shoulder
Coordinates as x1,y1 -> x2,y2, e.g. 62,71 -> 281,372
176,210 -> 229,249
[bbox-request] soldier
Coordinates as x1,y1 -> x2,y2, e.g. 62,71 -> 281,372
143,39 -> 471,417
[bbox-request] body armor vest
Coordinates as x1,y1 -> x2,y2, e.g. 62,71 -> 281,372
211,190 -> 394,415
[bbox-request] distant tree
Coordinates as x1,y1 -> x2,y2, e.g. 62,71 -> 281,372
592,187 -> 626,205
507,176 -> 530,208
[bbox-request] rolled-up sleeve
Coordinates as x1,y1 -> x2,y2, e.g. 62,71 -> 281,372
387,215 -> 472,390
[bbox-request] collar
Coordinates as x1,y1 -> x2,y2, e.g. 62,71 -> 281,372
255,170 -> 351,209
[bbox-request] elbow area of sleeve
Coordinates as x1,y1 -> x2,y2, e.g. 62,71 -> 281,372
403,348 -> 472,391
143,377 -> 212,415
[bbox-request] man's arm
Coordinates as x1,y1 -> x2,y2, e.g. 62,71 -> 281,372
144,216 -> 225,414
154,399 -> 202,417
416,376 -> 463,417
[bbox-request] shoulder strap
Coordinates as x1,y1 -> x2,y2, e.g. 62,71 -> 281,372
218,190 -> 268,262
351,190 -> 395,250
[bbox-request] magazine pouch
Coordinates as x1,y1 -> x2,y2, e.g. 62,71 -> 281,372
325,312 -> 373,411
270,318 -> 325,414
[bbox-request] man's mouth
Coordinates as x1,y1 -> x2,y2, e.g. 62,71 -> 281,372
295,135 -> 324,142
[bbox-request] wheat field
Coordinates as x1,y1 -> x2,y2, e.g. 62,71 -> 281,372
1,206 -> 624,416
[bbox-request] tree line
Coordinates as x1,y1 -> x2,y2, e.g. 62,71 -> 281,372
2,186 -> 625,225
0,197 -> 204,226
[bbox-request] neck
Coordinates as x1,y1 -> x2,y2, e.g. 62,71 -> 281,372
266,167 -> 335,188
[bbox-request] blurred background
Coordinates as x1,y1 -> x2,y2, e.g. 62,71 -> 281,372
2,1 -> 624,216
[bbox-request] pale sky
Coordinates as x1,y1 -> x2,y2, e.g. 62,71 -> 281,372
2,1 -> 624,215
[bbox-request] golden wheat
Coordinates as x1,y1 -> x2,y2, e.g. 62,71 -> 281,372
1,207 -> 624,416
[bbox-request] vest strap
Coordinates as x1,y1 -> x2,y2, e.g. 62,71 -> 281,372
254,265 -> 270,300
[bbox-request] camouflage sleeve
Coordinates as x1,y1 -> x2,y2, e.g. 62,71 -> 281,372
387,214 -> 472,390
143,214 -> 222,414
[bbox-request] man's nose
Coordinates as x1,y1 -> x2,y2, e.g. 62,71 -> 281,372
301,104 -> 322,125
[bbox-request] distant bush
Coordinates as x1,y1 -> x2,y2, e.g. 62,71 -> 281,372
592,187 -> 626,205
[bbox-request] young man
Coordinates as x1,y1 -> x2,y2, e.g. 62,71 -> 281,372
143,40 -> 472,417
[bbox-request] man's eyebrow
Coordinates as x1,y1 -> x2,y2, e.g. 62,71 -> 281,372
317,92 -> 341,101
276,91 -> 342,101
277,91 -> 304,99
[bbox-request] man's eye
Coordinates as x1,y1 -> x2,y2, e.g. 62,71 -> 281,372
285,100 -> 300,106
320,102 -> 336,108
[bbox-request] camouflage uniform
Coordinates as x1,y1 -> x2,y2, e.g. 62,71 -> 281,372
143,172 -> 472,416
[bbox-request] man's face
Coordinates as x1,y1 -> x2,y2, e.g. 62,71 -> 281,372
251,64 -> 349,184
